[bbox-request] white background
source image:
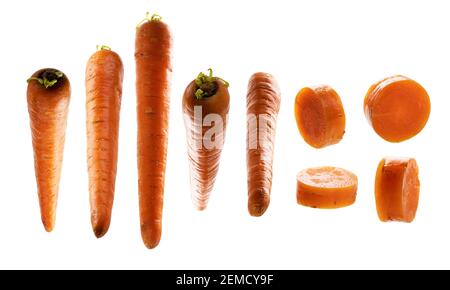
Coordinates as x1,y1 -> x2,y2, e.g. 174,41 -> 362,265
0,0 -> 447,269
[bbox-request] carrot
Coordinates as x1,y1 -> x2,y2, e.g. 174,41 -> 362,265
364,75 -> 430,142
182,69 -> 230,210
296,166 -> 358,209
246,72 -> 281,216
85,45 -> 124,238
294,85 -> 346,148
375,157 -> 420,222
136,13 -> 172,249
27,68 -> 71,232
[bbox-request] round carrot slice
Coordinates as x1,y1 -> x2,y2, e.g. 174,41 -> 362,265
296,167 -> 358,209
375,157 -> 420,222
294,85 -> 346,149
364,76 -> 430,142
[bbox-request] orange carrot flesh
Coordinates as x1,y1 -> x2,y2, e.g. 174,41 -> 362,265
246,72 -> 281,216
182,69 -> 230,210
27,68 -> 71,232
364,76 -> 430,142
375,157 -> 420,222
297,167 -> 357,209
86,46 -> 124,238
294,85 -> 346,148
136,15 -> 172,249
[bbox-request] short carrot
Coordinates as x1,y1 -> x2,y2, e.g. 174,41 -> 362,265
136,13 -> 172,249
27,68 -> 71,232
86,45 -> 124,238
246,72 -> 281,216
182,69 -> 230,210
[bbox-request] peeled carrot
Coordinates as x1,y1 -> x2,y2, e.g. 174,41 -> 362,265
27,68 -> 71,232
246,72 -> 281,216
136,13 -> 172,249
296,166 -> 357,209
375,157 -> 420,222
294,85 -> 346,148
182,69 -> 230,210
364,76 -> 430,142
85,45 -> 124,238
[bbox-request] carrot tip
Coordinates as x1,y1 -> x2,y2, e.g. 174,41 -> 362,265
93,226 -> 108,239
42,220 -> 55,233
248,193 -> 270,217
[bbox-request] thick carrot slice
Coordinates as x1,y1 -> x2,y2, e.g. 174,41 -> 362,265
182,69 -> 230,210
86,46 -> 124,238
246,72 -> 281,216
296,167 -> 357,209
27,68 -> 71,232
294,85 -> 345,148
136,13 -> 172,249
375,157 -> 420,222
364,76 -> 430,142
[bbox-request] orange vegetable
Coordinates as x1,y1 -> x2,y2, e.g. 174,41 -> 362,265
246,72 -> 281,216
375,157 -> 420,222
27,68 -> 71,232
364,75 -> 430,142
296,167 -> 357,209
294,85 -> 345,148
182,69 -> 230,210
85,46 -> 124,238
136,13 -> 172,249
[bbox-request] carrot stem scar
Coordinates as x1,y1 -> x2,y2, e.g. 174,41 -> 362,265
27,69 -> 64,89
194,68 -> 229,99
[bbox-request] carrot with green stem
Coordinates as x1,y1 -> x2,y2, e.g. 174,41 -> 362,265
27,68 -> 71,232
136,12 -> 172,249
183,69 -> 230,210
86,45 -> 124,238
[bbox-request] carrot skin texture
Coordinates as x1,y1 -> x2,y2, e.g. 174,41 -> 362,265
86,49 -> 124,238
136,19 -> 172,249
246,73 -> 281,216
27,68 -> 71,232
182,80 -> 230,210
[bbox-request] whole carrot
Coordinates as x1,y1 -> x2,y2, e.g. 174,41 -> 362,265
246,72 -> 280,216
27,68 -> 71,232
86,45 -> 124,238
182,69 -> 230,210
136,13 -> 172,249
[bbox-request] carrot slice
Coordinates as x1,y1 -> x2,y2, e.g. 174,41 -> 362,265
27,68 -> 71,232
375,157 -> 420,222
296,167 -> 357,209
294,85 -> 345,148
364,76 -> 430,142
246,72 -> 281,216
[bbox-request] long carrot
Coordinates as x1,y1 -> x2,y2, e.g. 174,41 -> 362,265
246,72 -> 281,216
135,13 -> 172,249
182,69 -> 230,210
86,45 -> 124,238
27,68 -> 71,232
